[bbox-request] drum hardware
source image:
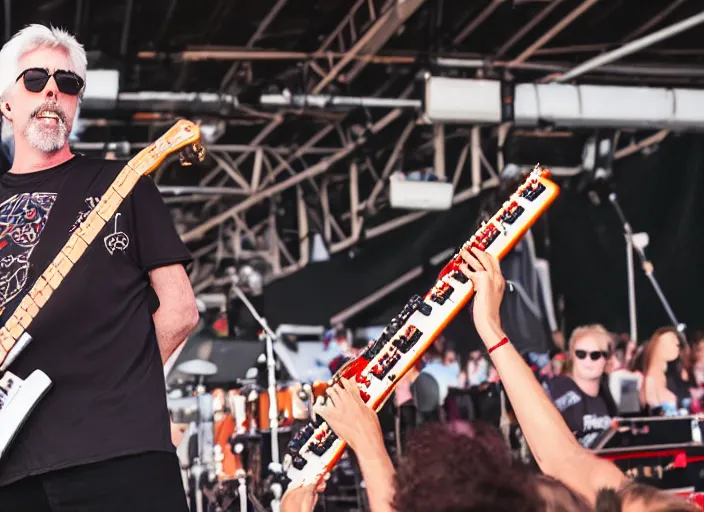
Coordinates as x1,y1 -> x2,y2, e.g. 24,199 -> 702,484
175,359 -> 219,512
229,283 -> 284,512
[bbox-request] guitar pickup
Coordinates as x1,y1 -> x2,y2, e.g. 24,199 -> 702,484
430,282 -> 454,305
500,203 -> 524,225
450,271 -> 469,284
370,351 -> 401,380
479,224 -> 500,249
292,455 -> 307,470
288,422 -> 315,454
309,431 -> 338,456
520,182 -> 546,201
393,326 -> 423,354
410,295 -> 433,316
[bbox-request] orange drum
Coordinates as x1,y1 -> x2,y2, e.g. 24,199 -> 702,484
257,384 -> 299,430
214,414 -> 244,481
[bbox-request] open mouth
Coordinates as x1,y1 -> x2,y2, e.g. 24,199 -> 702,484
36,110 -> 61,121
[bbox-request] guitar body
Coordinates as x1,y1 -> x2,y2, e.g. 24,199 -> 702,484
0,120 -> 204,462
285,166 -> 559,487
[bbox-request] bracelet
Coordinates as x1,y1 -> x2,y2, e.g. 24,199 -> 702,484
488,337 -> 509,354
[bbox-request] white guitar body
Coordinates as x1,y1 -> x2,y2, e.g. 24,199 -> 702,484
0,333 -> 52,460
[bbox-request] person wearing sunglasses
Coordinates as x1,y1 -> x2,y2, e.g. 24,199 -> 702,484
546,325 -> 618,449
0,25 -> 197,512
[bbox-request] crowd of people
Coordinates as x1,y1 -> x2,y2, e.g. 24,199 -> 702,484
282,248 -> 701,512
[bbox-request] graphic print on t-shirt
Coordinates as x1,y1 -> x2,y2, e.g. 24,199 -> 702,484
551,383 -> 612,448
0,192 -> 57,309
69,196 -> 101,234
104,213 -> 129,254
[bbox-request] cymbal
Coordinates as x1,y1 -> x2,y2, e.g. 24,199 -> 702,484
177,359 -> 218,377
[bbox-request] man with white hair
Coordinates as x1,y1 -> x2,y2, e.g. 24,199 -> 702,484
0,25 -> 197,510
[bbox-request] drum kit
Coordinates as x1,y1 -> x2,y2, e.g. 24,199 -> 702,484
166,286 -> 333,512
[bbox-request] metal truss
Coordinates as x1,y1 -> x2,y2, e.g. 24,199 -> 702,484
155,0 -> 433,293
71,0 -> 701,298
171,119 -> 500,295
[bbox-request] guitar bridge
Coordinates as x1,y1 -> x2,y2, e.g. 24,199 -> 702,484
0,370 -> 52,460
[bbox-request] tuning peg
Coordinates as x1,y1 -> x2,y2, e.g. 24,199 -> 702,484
179,142 -> 206,167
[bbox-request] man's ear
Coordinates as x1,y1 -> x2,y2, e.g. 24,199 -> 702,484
0,101 -> 12,122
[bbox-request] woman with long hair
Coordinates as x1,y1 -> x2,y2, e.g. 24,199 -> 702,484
640,327 -> 688,415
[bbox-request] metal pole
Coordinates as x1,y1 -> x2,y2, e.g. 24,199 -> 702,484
625,234 -> 637,342
609,193 -> 686,337
554,10 -> 704,83
260,93 -> 421,109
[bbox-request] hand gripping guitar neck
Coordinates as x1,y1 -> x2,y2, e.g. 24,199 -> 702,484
0,120 -> 205,462
285,165 -> 559,487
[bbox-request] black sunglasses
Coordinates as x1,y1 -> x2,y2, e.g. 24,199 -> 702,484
575,349 -> 609,361
15,68 -> 84,96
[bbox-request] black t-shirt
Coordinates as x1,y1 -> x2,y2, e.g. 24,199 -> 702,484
0,155 -> 191,486
547,375 -> 613,449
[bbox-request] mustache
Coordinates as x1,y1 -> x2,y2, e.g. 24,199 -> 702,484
30,102 -> 67,124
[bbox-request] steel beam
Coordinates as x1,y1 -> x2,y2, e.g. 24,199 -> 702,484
552,9 -> 704,83
312,0 -> 427,94
220,0 -> 288,91
494,0 -> 566,58
508,0 -> 600,67
621,0 -> 688,43
181,107 -> 404,242
453,0 -> 505,46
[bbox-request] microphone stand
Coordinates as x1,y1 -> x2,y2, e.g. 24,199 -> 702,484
229,285 -> 282,512
609,193 -> 686,339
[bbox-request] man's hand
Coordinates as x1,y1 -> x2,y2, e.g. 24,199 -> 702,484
281,482 -> 326,512
313,378 -> 383,454
459,247 -> 505,344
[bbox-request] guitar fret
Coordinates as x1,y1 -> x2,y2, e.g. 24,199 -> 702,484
19,296 -> 39,319
29,277 -> 52,308
43,263 -> 63,290
75,209 -> 107,245
53,252 -> 72,277
0,328 -> 14,351
62,233 -> 89,264
113,167 -> 141,198
14,308 -> 32,330
95,188 -> 122,222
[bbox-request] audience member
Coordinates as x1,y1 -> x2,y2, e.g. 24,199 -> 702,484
546,325 -> 617,447
641,327 -> 686,415
466,349 -> 489,386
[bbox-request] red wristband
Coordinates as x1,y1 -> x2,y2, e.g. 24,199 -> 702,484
488,337 -> 509,354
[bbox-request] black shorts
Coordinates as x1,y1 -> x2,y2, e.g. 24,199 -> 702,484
0,451 -> 189,512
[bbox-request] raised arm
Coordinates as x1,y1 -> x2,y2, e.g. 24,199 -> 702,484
315,379 -> 397,512
459,247 -> 627,504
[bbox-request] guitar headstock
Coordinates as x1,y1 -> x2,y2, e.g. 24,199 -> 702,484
127,119 -> 206,176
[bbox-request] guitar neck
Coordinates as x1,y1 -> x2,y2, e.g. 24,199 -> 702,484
0,164 -> 143,366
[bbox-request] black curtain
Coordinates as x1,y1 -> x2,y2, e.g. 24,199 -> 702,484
548,133 -> 704,342
260,133 -> 704,353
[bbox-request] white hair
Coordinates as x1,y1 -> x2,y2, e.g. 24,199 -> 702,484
0,24 -> 87,101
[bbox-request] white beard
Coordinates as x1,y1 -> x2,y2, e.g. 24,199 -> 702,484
23,117 -> 70,153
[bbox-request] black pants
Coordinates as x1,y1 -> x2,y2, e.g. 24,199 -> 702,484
0,451 -> 189,512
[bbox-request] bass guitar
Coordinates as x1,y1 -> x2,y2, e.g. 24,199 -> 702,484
0,119 -> 205,461
285,165 -> 559,486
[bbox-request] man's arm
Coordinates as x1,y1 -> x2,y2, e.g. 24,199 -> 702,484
149,264 -> 199,363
